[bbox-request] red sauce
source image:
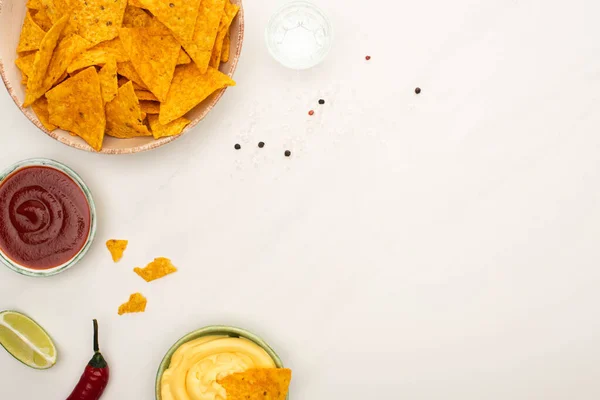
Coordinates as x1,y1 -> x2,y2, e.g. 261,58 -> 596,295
0,166 -> 91,270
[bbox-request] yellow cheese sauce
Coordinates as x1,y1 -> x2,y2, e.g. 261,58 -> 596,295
161,336 -> 276,400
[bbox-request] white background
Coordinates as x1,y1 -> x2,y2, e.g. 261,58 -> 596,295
2,0 -> 600,398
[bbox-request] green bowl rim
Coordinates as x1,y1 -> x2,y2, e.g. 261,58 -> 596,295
155,325 -> 286,400
0,158 -> 97,277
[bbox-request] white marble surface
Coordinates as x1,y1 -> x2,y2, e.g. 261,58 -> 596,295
2,0 -> 600,398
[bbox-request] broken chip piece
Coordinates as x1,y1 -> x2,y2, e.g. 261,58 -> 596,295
106,239 -> 128,262
134,257 -> 177,282
118,293 -> 147,315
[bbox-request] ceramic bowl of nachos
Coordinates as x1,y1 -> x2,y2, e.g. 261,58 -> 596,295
0,0 -> 244,154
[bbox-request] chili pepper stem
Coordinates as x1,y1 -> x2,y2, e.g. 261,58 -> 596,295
93,319 -> 99,353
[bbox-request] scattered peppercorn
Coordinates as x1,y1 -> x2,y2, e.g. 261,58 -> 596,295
318,99 -> 325,105
308,110 -> 315,116
415,87 -> 421,94
258,142 -> 265,148
234,144 -> 241,150
284,150 -> 291,157
365,55 -> 371,60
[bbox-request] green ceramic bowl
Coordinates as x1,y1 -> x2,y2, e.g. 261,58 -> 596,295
156,325 -> 287,400
0,158 -> 97,277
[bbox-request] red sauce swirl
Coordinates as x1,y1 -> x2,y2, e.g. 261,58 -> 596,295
0,166 -> 91,270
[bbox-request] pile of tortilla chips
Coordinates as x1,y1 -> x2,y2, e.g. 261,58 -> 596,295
16,0 -> 239,151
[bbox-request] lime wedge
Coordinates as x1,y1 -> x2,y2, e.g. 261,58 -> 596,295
0,311 -> 57,369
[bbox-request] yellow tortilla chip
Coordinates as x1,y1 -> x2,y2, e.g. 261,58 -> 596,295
135,90 -> 159,101
210,1 -> 238,68
105,81 -> 151,138
136,0 -> 201,42
67,38 -> 128,73
128,0 -> 145,7
160,64 -> 235,124
25,34 -> 90,106
40,0 -> 71,24
122,5 -> 151,27
46,67 -> 106,151
139,100 -> 160,114
119,28 -> 180,102
118,293 -> 147,315
17,11 -> 46,53
98,57 -> 118,103
25,15 -> 68,102
31,8 -> 53,32
31,98 -> 57,131
177,49 -> 191,65
117,77 -> 145,90
106,239 -> 128,262
15,52 -> 37,80
148,114 -> 189,139
221,31 -> 230,63
122,6 -> 171,34
27,0 -> 43,10
182,0 -> 225,73
218,369 -> 292,400
117,61 -> 148,89
134,257 -> 177,282
68,0 -> 127,47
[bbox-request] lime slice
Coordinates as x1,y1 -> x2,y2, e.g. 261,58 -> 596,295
0,311 -> 57,369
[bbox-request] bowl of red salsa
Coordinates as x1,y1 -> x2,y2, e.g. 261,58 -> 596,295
0,159 -> 96,277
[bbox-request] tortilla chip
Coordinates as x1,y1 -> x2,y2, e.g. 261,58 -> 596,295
135,90 -> 159,101
181,0 -> 225,73
136,0 -> 201,42
148,114 -> 189,139
221,31 -> 230,63
31,98 -> 57,131
25,15 -> 69,102
119,28 -> 180,102
40,0 -> 71,24
31,8 -> 54,32
210,1 -> 238,68
118,293 -> 147,315
17,11 -> 47,53
139,100 -> 160,114
98,57 -> 118,103
117,77 -> 145,90
15,52 -> 37,80
128,0 -> 145,7
218,369 -> 292,400
25,33 -> 91,106
68,38 -> 128,73
177,49 -> 191,65
117,61 -> 148,89
122,5 -> 151,27
105,81 -> 152,138
122,6 -> 171,33
27,0 -> 43,10
134,257 -> 177,282
160,63 -> 235,124
46,67 -> 106,151
106,239 -> 128,262
68,0 -> 127,47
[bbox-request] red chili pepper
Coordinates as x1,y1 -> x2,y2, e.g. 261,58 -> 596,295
66,320 -> 109,400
